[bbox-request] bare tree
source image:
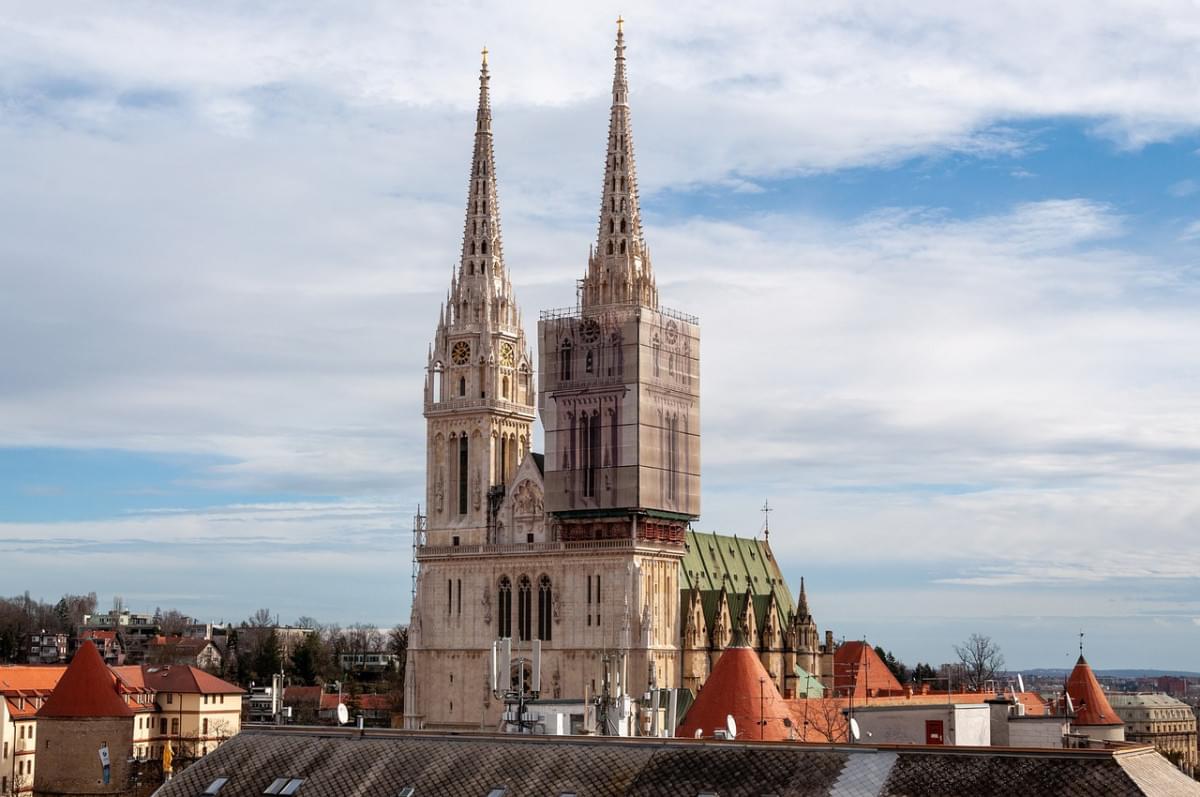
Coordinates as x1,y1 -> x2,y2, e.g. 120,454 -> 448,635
159,610 -> 188,636
954,633 -> 1005,691
802,698 -> 848,743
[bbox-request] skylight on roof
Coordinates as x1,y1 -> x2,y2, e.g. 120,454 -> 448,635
264,779 -> 289,795
486,789 -> 509,797
204,778 -> 229,794
398,789 -> 415,797
280,780 -> 305,796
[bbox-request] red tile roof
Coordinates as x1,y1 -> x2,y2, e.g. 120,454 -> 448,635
140,664 -> 243,695
0,665 -> 67,692
833,641 -> 904,698
36,641 -> 134,719
677,646 -> 795,741
1065,656 -> 1123,727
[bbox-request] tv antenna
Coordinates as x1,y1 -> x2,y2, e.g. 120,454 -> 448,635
761,499 -> 772,540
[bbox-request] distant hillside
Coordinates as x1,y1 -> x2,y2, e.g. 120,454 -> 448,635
1020,668 -> 1200,679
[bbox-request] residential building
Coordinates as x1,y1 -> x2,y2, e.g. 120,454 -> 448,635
73,630 -> 122,665
0,642 -> 242,794
1110,692 -> 1198,776
0,665 -> 62,795
150,726 -> 1200,797
146,636 -> 223,671
337,651 -> 401,673
405,22 -> 832,732
20,633 -> 66,666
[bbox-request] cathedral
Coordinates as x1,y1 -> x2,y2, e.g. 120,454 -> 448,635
404,22 -> 835,731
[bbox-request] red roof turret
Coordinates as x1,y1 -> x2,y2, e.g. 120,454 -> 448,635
1065,655 -> 1122,727
677,646 -> 794,741
36,641 -> 134,719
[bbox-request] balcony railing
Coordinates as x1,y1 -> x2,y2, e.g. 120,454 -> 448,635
539,302 -> 698,325
417,538 -> 680,558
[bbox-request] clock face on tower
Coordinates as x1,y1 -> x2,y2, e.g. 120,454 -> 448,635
580,318 -> 601,344
451,341 -> 471,365
500,341 -> 515,366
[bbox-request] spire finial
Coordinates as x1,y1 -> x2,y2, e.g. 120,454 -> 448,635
481,45 -> 488,67
617,15 -> 624,34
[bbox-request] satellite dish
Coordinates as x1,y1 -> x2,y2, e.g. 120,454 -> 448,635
693,728 -> 703,739
1017,674 -> 1025,694
725,714 -> 737,740
336,703 -> 349,725
849,717 -> 861,741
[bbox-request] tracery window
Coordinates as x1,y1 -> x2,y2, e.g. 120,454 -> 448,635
518,575 -> 532,641
498,576 -> 512,638
538,575 -> 553,641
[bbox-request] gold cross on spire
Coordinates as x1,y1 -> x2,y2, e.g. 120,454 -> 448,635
616,15 -> 624,33
481,46 -> 488,66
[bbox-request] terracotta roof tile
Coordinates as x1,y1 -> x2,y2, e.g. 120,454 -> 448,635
36,640 -> 134,718
1066,655 -> 1124,727
834,641 -> 905,697
677,646 -> 795,741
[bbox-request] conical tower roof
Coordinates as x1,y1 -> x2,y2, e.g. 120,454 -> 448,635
37,640 -> 133,719
1065,655 -> 1122,727
676,646 -> 793,741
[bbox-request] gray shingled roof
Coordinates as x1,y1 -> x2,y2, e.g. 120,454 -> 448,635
154,728 -> 1200,797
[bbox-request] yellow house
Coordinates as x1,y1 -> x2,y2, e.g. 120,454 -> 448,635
0,652 -> 242,794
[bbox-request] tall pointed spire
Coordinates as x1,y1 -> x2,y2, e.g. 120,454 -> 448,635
581,18 -> 659,310
460,46 -> 506,284
798,577 -> 809,618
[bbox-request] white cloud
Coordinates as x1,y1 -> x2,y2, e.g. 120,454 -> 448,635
1169,178 -> 1198,197
2,3 -> 1199,649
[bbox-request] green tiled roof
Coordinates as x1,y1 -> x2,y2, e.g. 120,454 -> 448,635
680,530 -> 796,638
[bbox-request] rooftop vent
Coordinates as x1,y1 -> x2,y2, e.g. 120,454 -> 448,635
204,778 -> 229,795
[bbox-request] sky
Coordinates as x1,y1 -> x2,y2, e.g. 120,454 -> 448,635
1,1 -> 1198,671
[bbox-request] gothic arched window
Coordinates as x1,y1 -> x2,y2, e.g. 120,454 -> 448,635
468,262 -> 474,275
502,375 -> 510,399
609,219 -> 614,234
481,240 -> 488,254
498,576 -> 512,638
560,339 -> 573,382
620,240 -> 626,254
432,362 -> 443,402
606,241 -> 614,255
585,350 -> 594,373
457,435 -> 469,514
458,376 -> 466,397
538,575 -> 553,641
471,242 -> 476,255
620,218 -> 626,233
517,575 -> 532,641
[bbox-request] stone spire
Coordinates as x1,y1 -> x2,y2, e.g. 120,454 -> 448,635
581,18 -> 659,310
432,48 -> 522,354
460,48 -> 508,282
797,577 -> 809,618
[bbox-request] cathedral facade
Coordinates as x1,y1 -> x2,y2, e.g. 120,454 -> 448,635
405,24 -> 833,732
